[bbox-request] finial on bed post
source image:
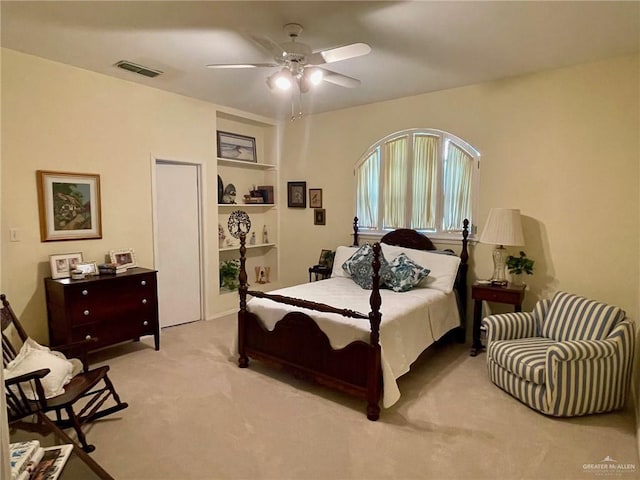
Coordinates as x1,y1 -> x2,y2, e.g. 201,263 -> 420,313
366,242 -> 382,421
352,216 -> 359,246
461,219 -> 469,266
238,233 -> 249,368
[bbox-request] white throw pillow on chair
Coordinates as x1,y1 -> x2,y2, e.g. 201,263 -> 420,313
4,337 -> 75,399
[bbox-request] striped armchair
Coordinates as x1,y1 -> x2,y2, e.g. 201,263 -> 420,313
482,291 -> 635,417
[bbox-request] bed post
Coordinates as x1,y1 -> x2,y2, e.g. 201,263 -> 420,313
352,217 -> 359,246
366,242 -> 382,420
459,219 -> 469,319
238,233 -> 249,368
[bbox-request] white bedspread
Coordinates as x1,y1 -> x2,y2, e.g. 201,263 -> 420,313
246,277 -> 460,408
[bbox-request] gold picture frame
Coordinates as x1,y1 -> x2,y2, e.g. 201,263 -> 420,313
37,170 -> 102,242
309,188 -> 323,208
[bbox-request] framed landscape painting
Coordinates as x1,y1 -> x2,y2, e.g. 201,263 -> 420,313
37,171 -> 102,242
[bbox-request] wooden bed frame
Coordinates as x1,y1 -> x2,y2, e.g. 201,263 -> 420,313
237,219 -> 469,420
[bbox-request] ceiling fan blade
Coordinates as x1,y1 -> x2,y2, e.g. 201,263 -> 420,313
248,34 -> 286,58
307,42 -> 371,65
320,69 -> 361,88
206,63 -> 278,69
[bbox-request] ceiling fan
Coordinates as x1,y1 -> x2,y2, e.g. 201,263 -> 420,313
206,23 -> 371,95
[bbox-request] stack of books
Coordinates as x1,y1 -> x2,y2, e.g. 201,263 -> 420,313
98,263 -> 127,275
10,440 -> 73,480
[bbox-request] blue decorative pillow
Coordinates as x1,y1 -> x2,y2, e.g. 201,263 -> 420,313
342,244 -> 392,290
386,253 -> 431,292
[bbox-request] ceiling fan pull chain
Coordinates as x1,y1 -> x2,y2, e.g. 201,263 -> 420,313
290,89 -> 296,122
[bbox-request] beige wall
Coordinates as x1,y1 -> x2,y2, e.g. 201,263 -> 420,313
2,49 -> 639,342
280,54 -> 640,322
1,49 -> 220,341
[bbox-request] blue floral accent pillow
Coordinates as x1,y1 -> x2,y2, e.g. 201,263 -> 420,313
386,253 -> 431,292
342,244 -> 392,290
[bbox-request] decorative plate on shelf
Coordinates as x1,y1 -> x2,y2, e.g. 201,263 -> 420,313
222,183 -> 236,204
228,210 -> 251,239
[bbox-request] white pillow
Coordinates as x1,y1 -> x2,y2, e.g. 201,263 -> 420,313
381,244 -> 461,294
4,338 -> 74,400
331,245 -> 359,278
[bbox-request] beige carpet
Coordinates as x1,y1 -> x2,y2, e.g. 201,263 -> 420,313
82,315 -> 638,480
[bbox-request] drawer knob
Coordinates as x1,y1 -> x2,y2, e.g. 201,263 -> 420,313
82,289 -> 88,296
142,298 -> 147,304
141,280 -> 147,286
85,334 -> 92,340
83,309 -> 90,316
143,320 -> 149,326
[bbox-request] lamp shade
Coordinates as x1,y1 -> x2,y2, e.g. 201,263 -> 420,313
479,208 -> 525,246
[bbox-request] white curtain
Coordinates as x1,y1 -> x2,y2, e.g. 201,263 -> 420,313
411,135 -> 438,230
356,149 -> 380,228
443,142 -> 473,231
382,137 -> 408,229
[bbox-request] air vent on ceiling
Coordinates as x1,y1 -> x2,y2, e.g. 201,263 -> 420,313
114,60 -> 163,78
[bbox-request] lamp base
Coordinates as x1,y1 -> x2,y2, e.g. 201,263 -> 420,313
489,245 -> 508,286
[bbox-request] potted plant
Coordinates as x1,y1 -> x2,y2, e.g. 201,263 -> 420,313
506,251 -> 534,286
220,259 -> 240,291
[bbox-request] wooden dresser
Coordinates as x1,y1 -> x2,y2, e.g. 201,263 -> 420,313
44,267 -> 160,351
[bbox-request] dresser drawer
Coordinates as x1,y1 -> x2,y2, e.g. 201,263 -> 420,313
72,317 -> 155,349
472,286 -> 524,305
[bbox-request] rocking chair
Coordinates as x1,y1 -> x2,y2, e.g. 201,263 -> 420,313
2,294 -> 128,452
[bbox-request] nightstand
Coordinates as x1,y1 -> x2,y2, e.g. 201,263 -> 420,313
308,265 -> 331,282
470,282 -> 526,357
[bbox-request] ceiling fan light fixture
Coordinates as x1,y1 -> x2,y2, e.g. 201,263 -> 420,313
306,68 -> 324,86
267,69 -> 293,91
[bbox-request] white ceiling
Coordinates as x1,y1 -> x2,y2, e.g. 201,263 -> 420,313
2,1 -> 639,120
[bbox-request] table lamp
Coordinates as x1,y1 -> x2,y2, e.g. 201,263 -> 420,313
479,208 -> 524,286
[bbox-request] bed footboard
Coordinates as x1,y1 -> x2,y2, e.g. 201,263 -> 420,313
237,236 -> 383,420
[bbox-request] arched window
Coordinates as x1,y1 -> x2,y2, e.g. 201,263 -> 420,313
355,129 -> 479,238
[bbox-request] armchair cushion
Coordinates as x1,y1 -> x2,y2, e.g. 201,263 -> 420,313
542,291 -> 624,342
489,337 -> 557,385
4,338 -> 74,400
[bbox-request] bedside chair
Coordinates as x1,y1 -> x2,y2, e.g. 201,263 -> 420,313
482,291 -> 635,417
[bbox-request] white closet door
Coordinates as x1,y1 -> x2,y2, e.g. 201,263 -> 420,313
156,162 -> 202,327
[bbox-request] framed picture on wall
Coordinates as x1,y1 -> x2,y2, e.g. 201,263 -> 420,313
37,171 -> 102,242
314,208 -> 326,225
216,131 -> 257,163
287,181 -> 307,208
309,188 -> 322,208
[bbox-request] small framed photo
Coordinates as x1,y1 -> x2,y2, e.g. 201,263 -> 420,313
309,188 -> 323,208
37,170 -> 102,242
109,248 -> 137,269
314,208 -> 326,225
75,261 -> 99,276
49,252 -> 84,279
217,131 -> 257,163
287,181 -> 307,208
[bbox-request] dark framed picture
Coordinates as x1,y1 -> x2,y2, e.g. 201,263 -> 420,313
216,131 -> 257,162
37,170 -> 102,242
309,188 -> 323,208
314,208 -> 326,225
318,249 -> 335,268
287,181 -> 307,208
